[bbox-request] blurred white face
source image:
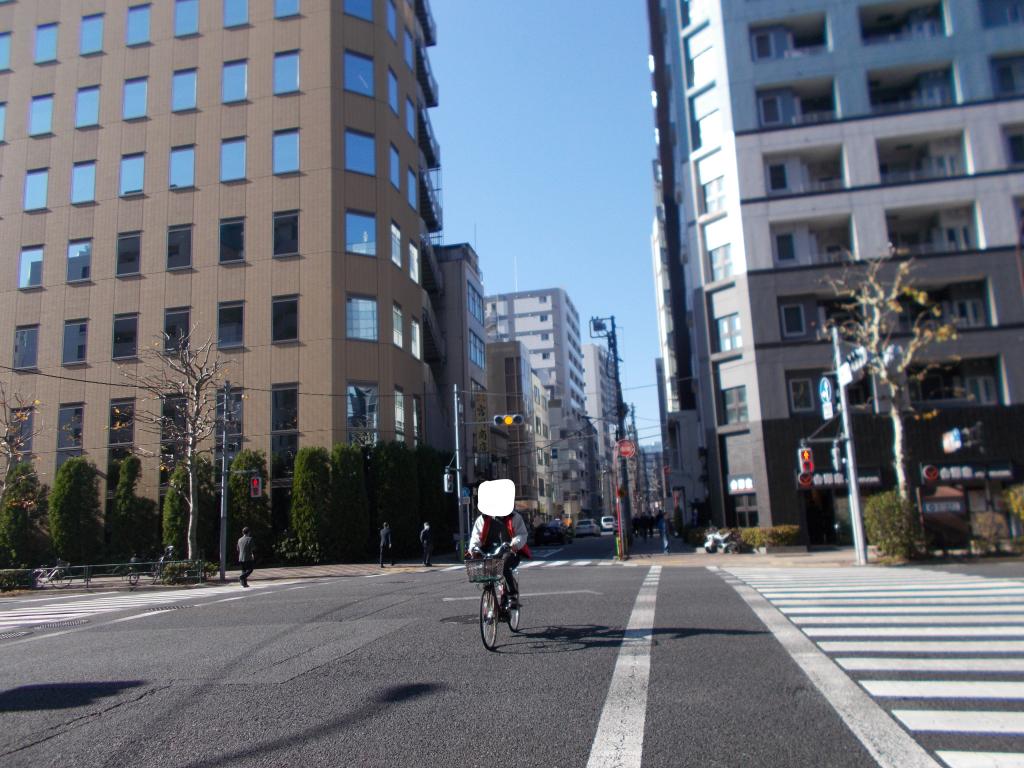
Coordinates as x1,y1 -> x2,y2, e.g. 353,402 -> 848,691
478,479 -> 515,516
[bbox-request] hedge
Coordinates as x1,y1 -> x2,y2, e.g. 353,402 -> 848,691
290,446 -> 333,563
864,490 -> 924,560
332,444 -> 370,561
0,463 -> 48,568
228,450 -> 272,557
49,457 -> 102,564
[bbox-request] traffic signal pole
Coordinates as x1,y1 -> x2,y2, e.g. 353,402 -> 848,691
218,380 -> 230,582
453,383 -> 465,560
832,327 -> 868,566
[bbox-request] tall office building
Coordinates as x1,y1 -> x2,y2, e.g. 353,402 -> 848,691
0,0 -> 447,511
649,0 -> 1024,541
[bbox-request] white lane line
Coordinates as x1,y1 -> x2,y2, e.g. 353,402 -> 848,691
864,681 -> 1024,699
727,580 -> 940,768
806,626 -> 1024,638
586,566 -> 661,768
535,548 -> 564,559
793,615 -> 1024,625
894,710 -> 1024,735
936,751 -> 1024,767
784,605 -> 1024,615
543,560 -> 570,567
838,657 -> 1024,673
821,640 -> 1024,653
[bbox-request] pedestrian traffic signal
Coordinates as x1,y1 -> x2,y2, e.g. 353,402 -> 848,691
493,414 -> 524,426
250,476 -> 263,498
443,471 -> 455,494
797,447 -> 814,474
830,441 -> 843,471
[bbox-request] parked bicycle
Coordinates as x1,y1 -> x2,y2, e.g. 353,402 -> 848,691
466,543 -> 521,651
33,560 -> 72,589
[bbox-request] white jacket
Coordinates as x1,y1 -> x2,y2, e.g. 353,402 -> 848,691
469,512 -> 528,553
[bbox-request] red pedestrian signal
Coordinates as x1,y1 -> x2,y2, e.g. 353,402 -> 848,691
797,447 -> 814,474
797,472 -> 814,489
250,476 -> 263,498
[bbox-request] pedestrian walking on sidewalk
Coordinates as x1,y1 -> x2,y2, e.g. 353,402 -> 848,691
420,522 -> 433,566
237,527 -> 255,587
380,522 -> 395,567
657,512 -> 669,554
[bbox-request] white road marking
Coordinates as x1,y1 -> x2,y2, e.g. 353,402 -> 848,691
572,561 -> 592,567
821,640 -> 1024,653
763,589 -> 1024,599
441,565 -> 462,572
517,561 -> 544,569
543,560 -> 570,567
783,605 -> 1024,615
894,710 -> 1024,735
936,751 -> 1024,767
792,614 -> 1024,625
586,566 -> 661,768
5,591 -> 118,605
837,657 -> 1024,673
726,579 -> 941,768
805,626 -> 1024,638
774,596 -> 1024,606
863,681 -> 1024,699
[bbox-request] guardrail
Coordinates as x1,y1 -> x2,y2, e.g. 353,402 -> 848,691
0,560 -> 210,591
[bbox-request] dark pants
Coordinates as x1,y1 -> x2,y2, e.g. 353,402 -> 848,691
503,553 -> 521,598
380,546 -> 394,566
422,544 -> 432,566
239,562 -> 254,584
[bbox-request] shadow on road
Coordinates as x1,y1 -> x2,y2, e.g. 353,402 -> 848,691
0,680 -> 145,711
494,624 -> 768,654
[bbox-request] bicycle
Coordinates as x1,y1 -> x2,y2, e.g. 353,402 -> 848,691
33,560 -> 72,589
465,543 -> 521,651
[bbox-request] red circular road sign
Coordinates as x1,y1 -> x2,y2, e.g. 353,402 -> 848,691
797,472 -> 814,489
617,439 -> 637,458
922,464 -> 940,483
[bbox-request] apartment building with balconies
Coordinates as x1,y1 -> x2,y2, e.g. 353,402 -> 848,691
650,0 -> 1024,542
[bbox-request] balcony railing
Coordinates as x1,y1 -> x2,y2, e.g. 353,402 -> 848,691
415,0 -> 437,46
811,247 -> 854,265
791,109 -> 836,126
782,44 -> 826,59
863,21 -> 944,45
879,164 -> 961,184
869,91 -> 953,115
419,232 -> 444,295
416,45 -> 439,108
419,171 -> 443,233
418,108 -> 440,169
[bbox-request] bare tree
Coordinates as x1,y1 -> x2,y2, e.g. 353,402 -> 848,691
0,383 -> 42,498
120,331 -> 229,559
828,256 -> 958,502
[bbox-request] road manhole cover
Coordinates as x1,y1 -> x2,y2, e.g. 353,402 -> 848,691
36,619 -> 87,629
0,631 -> 30,640
440,615 -> 478,625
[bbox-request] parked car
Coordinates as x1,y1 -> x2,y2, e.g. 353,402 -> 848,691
534,520 -> 567,546
600,515 -> 617,534
575,519 -> 600,537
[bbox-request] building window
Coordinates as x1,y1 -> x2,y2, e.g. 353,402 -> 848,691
66,240 -> 92,282
222,60 -> 248,103
0,32 -> 10,71
390,145 -> 400,188
775,233 -> 796,262
218,302 -> 244,348
220,218 -> 245,263
981,0 -> 1024,27
215,387 -> 243,468
221,138 -> 246,181
276,0 -> 300,18
412,395 -> 422,445
702,176 -> 725,214
271,385 -> 298,481
392,304 -> 404,347
410,319 -> 421,359
175,0 -> 199,36
274,211 -> 299,257
696,152 -> 725,213
224,0 -> 248,28
347,296 -> 378,341
470,332 -> 486,369
76,86 -> 100,128
388,68 -> 399,113
722,386 -> 748,425
29,94 -> 54,136
272,296 -> 299,342
169,146 -> 195,189
404,31 -> 414,70
167,225 -> 192,270
62,320 -> 88,365
346,211 -> 376,256
172,69 -> 197,112
734,494 -> 758,528
468,283 -> 484,323
109,400 -> 135,465
408,168 -> 417,208
273,130 -> 299,174
115,233 -> 141,276
35,23 -> 58,64
274,51 -> 300,94
780,304 -> 806,337
409,241 -> 420,284
406,98 -> 416,137
19,247 -> 43,289
164,307 -> 190,352
716,314 -> 742,352
768,163 -> 788,192
390,223 -> 402,266
80,14 -> 104,55
759,94 -> 782,126
344,51 -> 374,96
0,101 -> 7,141
112,314 -> 139,359
387,0 -> 397,39
1007,128 -> 1024,165
119,154 -> 145,196
690,89 -> 721,150
344,0 -> 373,22
123,78 -> 148,120
71,161 -> 96,204
13,326 -> 39,369
789,378 -> 814,413
394,389 -> 405,442
57,405 -> 84,468
126,5 -> 150,45
24,169 -> 48,210
347,383 -> 378,445
345,130 -> 375,175
709,245 -> 732,281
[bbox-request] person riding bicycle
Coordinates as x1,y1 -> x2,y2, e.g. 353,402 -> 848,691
468,479 -> 531,608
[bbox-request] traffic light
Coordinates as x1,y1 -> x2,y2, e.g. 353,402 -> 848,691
249,476 -> 263,498
830,441 -> 843,471
493,414 -> 524,427
797,447 -> 814,474
443,471 -> 455,494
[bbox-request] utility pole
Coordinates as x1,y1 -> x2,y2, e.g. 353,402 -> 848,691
453,383 -> 465,559
218,380 -> 231,582
591,315 -> 632,548
832,327 -> 868,566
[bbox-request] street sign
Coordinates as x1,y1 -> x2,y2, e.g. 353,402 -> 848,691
942,428 -> 963,454
837,362 -> 853,387
819,376 -> 834,420
617,439 -> 637,458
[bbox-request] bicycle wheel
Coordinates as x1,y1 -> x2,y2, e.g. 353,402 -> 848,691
479,586 -> 498,651
128,571 -> 140,589
507,602 -> 521,633
56,570 -> 72,588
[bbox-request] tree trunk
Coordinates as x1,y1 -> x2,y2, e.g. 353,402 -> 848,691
889,406 -> 909,503
186,446 -> 198,560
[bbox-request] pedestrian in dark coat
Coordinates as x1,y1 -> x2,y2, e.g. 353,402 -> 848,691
419,522 -> 433,566
379,522 -> 394,567
237,527 -> 255,587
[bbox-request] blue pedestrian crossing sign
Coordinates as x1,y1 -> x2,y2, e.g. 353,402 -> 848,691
819,376 -> 834,420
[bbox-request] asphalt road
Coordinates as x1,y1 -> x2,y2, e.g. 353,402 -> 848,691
0,536 -> 1020,767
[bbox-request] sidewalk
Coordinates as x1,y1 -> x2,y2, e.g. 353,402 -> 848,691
624,533 -> 862,568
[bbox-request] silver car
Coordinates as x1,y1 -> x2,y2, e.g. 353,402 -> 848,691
575,519 -> 600,537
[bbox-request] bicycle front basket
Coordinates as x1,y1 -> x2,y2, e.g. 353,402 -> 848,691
465,557 -> 504,583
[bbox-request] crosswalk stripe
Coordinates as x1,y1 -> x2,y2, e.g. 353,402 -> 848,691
783,605 -> 1024,615
863,681 -> 1024,699
543,560 -> 570,567
837,657 -> 1024,673
806,626 -> 1024,638
775,596 -> 1024,606
441,565 -> 462,572
936,751 -> 1024,767
792,614 -> 1024,626
573,561 -> 592,567
821,640 -> 1024,653
518,561 -> 544,569
894,710 -> 1024,735
764,590 -> 1024,599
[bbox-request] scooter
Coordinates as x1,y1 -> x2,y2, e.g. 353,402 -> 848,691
704,526 -> 740,554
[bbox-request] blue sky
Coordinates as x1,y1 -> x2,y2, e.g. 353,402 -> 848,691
430,2 -> 665,446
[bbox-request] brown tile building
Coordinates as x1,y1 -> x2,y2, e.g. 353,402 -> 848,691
0,0 -> 446,506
